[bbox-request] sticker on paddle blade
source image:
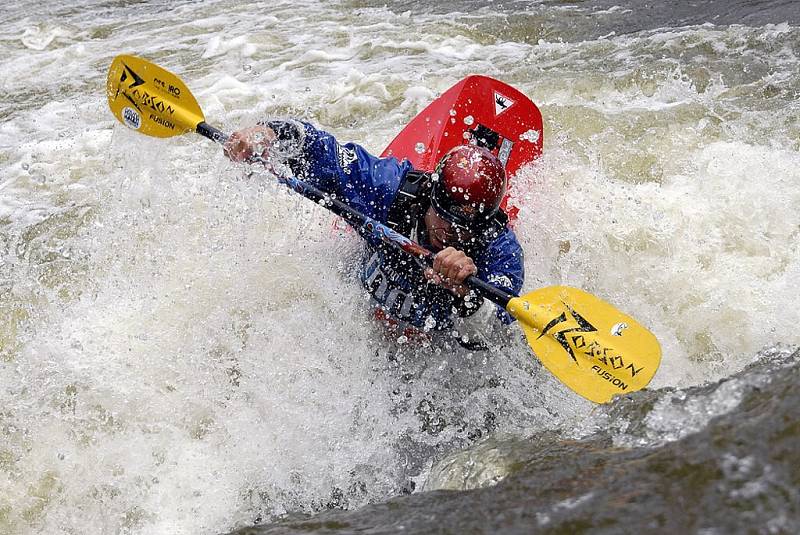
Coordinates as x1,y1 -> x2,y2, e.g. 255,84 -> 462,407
507,286 -> 662,403
107,54 -> 205,139
122,107 -> 141,130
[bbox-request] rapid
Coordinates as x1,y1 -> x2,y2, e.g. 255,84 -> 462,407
0,1 -> 798,533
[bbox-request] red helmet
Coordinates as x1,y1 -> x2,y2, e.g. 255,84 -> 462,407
430,145 -> 507,228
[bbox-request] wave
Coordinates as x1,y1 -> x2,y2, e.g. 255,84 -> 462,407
228,344 -> 800,534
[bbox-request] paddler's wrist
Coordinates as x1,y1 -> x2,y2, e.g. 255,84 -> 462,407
223,125 -> 276,163
451,283 -> 471,298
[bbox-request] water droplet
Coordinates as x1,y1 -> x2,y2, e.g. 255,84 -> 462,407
242,64 -> 252,72
414,142 -> 426,154
449,109 -> 456,116
22,163 -> 29,170
463,115 -> 474,125
520,129 -> 540,143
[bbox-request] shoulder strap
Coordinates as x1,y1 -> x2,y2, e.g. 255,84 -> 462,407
386,169 -> 431,236
469,210 -> 509,252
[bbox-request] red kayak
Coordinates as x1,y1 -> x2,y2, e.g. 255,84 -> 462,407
382,75 -> 543,221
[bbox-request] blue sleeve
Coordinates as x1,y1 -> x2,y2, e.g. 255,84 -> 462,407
288,122 -> 413,222
475,228 -> 525,324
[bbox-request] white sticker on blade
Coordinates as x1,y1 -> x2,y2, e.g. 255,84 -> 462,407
611,322 -> 629,336
494,91 -> 515,116
122,107 -> 141,130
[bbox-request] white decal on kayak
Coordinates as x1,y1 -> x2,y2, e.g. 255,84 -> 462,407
337,144 -> 357,174
122,107 -> 141,130
494,91 -> 515,116
498,138 -> 513,166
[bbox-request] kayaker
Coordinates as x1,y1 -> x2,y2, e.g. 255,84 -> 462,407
223,120 -> 525,339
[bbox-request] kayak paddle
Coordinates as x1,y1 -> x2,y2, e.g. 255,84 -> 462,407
106,54 -> 662,403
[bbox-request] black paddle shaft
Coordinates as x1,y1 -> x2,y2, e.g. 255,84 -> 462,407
197,122 -> 228,144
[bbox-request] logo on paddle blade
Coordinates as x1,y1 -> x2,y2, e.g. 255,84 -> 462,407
111,63 -> 146,104
538,304 -> 643,380
122,107 -> 141,130
114,62 -> 176,118
538,306 -> 597,364
591,365 -> 629,391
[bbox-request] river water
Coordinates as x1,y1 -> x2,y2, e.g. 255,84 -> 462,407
0,1 -> 798,533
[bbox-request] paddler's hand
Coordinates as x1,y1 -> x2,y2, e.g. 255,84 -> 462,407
223,125 -> 276,163
425,247 -> 477,298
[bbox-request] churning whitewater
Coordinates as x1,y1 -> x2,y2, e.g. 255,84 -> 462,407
1,1 -> 798,533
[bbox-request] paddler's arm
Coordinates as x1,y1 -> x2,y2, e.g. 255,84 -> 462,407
224,121 -> 412,222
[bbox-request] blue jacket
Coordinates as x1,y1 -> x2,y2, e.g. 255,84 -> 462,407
273,120 -> 525,331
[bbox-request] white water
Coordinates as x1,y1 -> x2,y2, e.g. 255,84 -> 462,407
1,1 -> 799,533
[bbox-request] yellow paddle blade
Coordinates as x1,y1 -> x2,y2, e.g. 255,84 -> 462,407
107,54 -> 205,138
507,286 -> 661,403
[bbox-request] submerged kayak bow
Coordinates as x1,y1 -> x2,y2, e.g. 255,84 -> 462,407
107,54 -> 662,403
